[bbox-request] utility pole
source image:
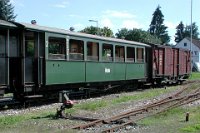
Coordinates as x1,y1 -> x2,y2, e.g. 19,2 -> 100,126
89,20 -> 99,35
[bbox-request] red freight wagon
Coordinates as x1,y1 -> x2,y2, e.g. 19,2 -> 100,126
152,46 -> 173,77
177,48 -> 191,76
148,43 -> 191,84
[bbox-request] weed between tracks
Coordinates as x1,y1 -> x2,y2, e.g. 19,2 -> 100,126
65,86 -> 177,114
138,106 -> 200,133
189,72 -> 200,80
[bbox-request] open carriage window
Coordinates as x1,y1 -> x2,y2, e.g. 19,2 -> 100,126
48,37 -> 66,59
87,41 -> 99,61
137,48 -> 144,63
102,43 -> 113,62
126,47 -> 135,62
69,39 -> 84,60
115,45 -> 124,62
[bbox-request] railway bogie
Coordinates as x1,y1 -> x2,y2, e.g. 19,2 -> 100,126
0,19 -> 191,104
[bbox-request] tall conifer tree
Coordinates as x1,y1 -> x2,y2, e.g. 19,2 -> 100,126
149,6 -> 170,44
175,21 -> 185,43
0,0 -> 16,21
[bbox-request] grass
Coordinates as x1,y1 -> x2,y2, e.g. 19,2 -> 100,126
189,72 -> 200,80
0,84 -> 198,132
111,86 -> 177,105
138,106 -> 200,133
76,100 -> 107,111
181,124 -> 200,132
66,86 -> 178,113
0,111 -> 56,129
0,115 -> 27,127
0,86 -> 179,129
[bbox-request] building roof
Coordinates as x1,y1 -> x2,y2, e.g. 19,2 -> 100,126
186,37 -> 200,49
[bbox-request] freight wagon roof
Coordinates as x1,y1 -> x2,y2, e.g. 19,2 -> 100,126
17,22 -> 150,47
0,19 -> 17,28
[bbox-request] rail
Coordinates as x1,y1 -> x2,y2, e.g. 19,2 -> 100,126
71,81 -> 200,132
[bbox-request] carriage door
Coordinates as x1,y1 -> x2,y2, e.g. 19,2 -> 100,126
24,31 -> 36,91
0,30 -> 8,95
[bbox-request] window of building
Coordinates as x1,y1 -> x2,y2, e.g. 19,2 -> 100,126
184,43 -> 187,47
102,43 -> 113,62
126,47 -> 135,62
115,45 -> 124,62
48,37 -> 66,59
137,48 -> 144,63
87,41 -> 99,61
69,39 -> 84,60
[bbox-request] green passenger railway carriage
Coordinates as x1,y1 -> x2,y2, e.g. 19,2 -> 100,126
0,20 -> 150,101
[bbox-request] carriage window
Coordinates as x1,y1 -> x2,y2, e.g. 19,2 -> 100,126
102,43 -> 113,62
10,36 -> 18,57
0,35 -> 6,57
137,48 -> 144,63
69,39 -> 84,60
115,45 -> 124,62
48,37 -> 66,59
87,41 -> 99,61
126,47 -> 135,62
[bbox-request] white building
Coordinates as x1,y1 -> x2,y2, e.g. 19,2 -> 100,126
175,37 -> 200,71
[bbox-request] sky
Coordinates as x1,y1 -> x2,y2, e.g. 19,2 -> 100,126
11,0 -> 200,44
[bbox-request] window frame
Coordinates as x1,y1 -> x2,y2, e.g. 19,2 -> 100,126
102,43 -> 114,62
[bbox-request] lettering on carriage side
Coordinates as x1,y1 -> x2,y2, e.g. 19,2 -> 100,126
105,68 -> 111,73
46,41 -> 48,47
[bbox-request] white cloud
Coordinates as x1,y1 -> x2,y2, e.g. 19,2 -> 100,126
121,20 -> 143,29
165,21 -> 177,30
100,18 -> 114,28
103,10 -> 136,19
53,0 -> 69,8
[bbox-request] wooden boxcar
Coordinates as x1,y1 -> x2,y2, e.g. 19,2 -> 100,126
147,43 -> 191,84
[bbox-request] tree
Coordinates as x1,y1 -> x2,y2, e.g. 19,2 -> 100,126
80,26 -> 114,37
184,22 -> 199,39
174,21 -> 184,43
115,28 -> 129,39
174,22 -> 199,43
0,0 -> 17,21
99,27 -> 114,37
116,28 -> 162,44
149,6 -> 170,44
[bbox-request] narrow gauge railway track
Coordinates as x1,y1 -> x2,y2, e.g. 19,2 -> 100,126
0,80 -> 197,110
71,82 -> 200,132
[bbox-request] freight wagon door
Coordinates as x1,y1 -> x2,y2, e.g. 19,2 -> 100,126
173,49 -> 178,77
164,48 -> 173,76
153,49 -> 164,76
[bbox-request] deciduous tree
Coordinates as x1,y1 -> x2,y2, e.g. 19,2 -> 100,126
80,26 -> 114,37
116,28 -> 161,44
